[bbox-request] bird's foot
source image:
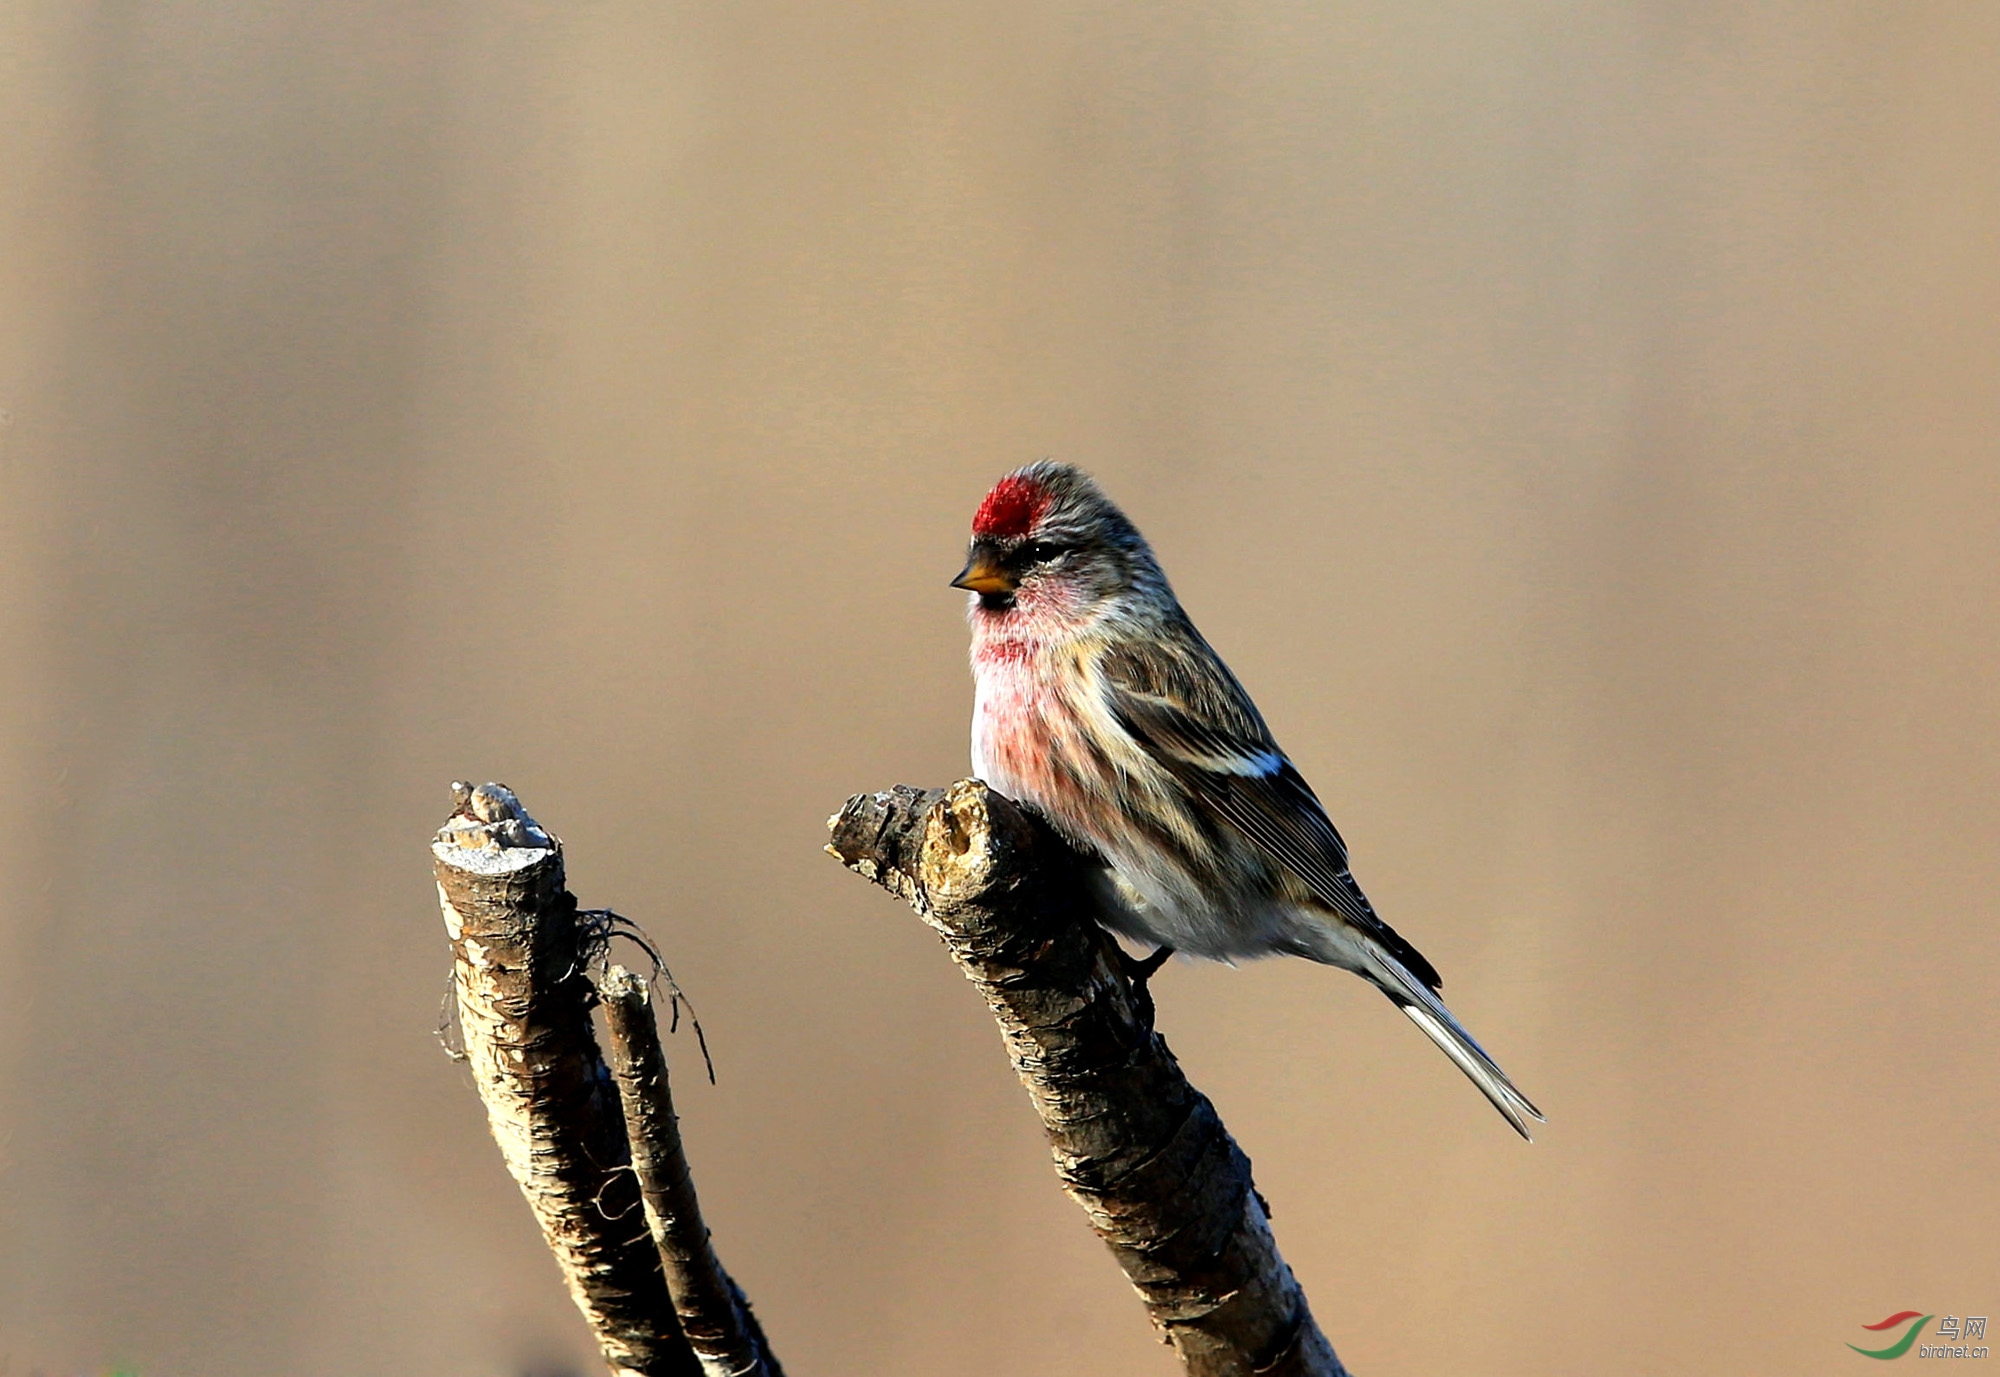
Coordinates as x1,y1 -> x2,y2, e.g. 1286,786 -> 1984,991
1123,944 -> 1176,989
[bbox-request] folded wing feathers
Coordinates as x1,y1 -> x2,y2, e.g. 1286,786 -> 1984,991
1098,633 -> 1444,992
1093,625 -> 1543,1139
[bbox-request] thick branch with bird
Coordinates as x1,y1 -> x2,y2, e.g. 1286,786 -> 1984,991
828,779 -> 1350,1377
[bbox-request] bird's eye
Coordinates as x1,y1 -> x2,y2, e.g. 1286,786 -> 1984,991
1018,540 -> 1064,566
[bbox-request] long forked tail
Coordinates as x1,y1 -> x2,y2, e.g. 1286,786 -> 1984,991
1367,948 -> 1545,1141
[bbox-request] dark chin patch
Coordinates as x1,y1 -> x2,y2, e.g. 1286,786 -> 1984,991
978,590 -> 1017,612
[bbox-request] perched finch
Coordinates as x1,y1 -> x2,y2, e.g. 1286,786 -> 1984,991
953,462 -> 1544,1139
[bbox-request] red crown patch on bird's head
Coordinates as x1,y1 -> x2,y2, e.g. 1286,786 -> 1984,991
973,474 -> 1052,540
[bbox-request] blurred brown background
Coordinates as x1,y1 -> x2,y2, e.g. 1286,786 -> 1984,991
2,2 -> 1996,1374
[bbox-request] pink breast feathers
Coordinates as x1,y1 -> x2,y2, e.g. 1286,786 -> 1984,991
971,646 -> 1110,832
971,650 -> 1060,806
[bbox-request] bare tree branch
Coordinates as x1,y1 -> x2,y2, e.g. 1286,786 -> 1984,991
599,965 -> 783,1377
827,780 -> 1350,1377
434,782 -> 700,1377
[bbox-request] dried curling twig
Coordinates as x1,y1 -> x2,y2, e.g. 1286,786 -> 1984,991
577,908 -> 716,1086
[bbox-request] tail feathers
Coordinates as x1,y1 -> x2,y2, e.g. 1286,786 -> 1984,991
1368,949 -> 1545,1142
1399,1003 -> 1545,1141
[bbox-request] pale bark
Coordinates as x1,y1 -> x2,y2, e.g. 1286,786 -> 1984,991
433,783 -> 700,1377
827,780 -> 1350,1377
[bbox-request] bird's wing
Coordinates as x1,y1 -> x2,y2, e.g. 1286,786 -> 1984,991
1097,621 -> 1443,991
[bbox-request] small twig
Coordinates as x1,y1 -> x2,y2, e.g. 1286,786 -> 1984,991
828,781 -> 1350,1377
435,969 -> 467,1062
599,966 -> 782,1377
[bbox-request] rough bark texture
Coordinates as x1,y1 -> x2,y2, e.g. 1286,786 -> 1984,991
434,783 -> 699,1377
599,966 -> 783,1377
828,780 -> 1349,1377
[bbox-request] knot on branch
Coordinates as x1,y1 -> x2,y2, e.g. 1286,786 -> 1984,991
827,780 -> 1105,979
437,779 -> 554,853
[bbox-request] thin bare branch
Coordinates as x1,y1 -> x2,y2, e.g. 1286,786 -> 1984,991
599,966 -> 782,1377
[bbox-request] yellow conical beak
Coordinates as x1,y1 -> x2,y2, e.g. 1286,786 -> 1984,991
950,550 -> 1017,596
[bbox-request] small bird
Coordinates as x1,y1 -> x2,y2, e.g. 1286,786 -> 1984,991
953,461 -> 1544,1139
